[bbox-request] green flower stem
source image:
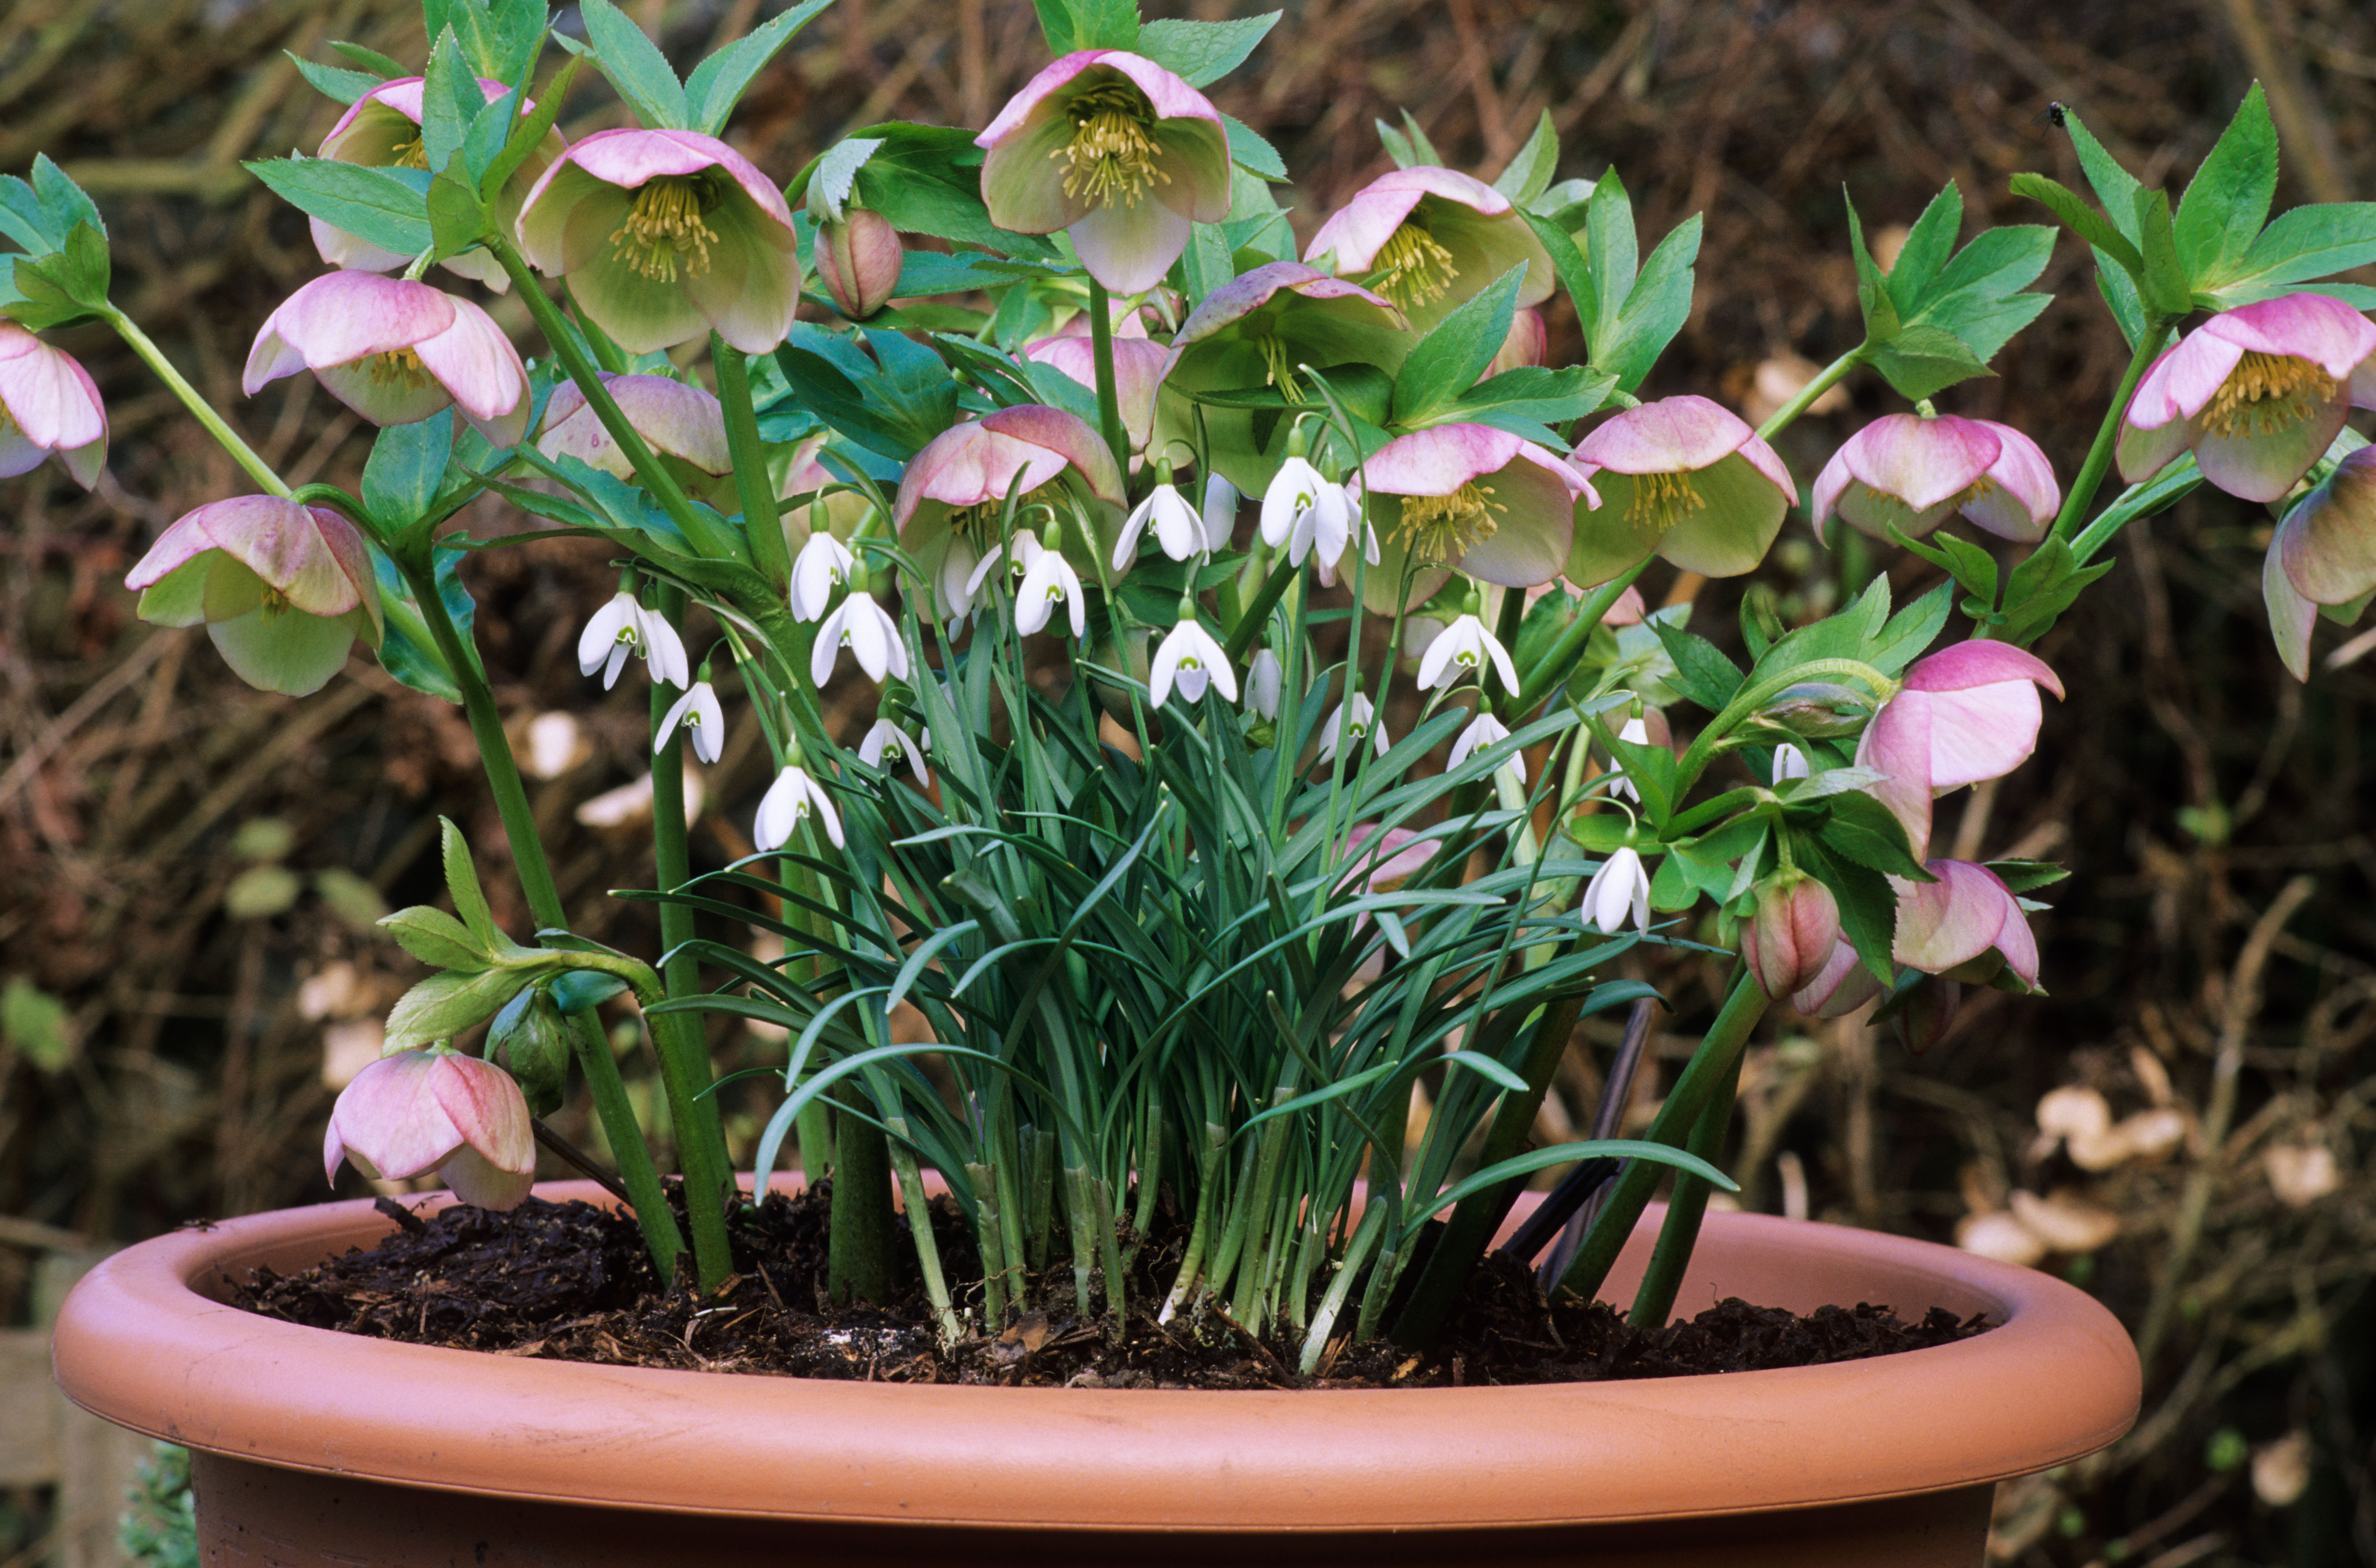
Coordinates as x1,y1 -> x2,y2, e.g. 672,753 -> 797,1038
389,541 -> 686,1278
1670,656 -> 1895,796
1626,1035 -> 1746,1328
645,585 -> 737,1291
1753,344 -> 1865,444
827,1083 -> 894,1304
1222,549 -> 1300,665
713,335 -> 794,594
1086,279 -> 1131,482
483,233 -> 714,547
1555,971 -> 1768,1304
1511,561 -> 1653,719
101,305 -> 288,499
2050,314 -> 2178,544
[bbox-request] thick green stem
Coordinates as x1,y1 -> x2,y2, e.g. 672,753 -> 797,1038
1222,550 -> 1300,665
1512,561 -> 1653,719
1086,279 -> 1131,481
1754,345 -> 1864,444
644,587 -> 737,1290
1556,971 -> 1769,1304
103,306 -> 289,498
393,543 -> 685,1276
2050,315 -> 2178,544
713,335 -> 793,594
827,1088 -> 895,1304
1627,1040 -> 1745,1327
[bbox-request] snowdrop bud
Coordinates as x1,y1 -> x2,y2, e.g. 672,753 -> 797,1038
1200,472 -> 1238,551
1580,846 -> 1651,934
1772,743 -> 1811,784
790,533 -> 856,621
1244,648 -> 1283,721
655,679 -> 726,763
755,764 -> 842,850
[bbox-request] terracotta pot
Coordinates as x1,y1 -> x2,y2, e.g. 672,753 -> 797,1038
53,1181 -> 2137,1568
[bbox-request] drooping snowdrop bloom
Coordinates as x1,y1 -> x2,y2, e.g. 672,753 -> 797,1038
965,527 -> 1048,603
1113,473 -> 1206,567
1771,743 -> 1812,784
538,374 -> 733,504
0,321 -> 106,488
1567,395 -> 1795,587
244,273 -> 530,445
1448,710 -> 1523,784
1892,859 -> 2041,993
1580,846 -> 1652,934
975,51 -> 1230,295
1855,641 -> 2064,857
124,496 -> 383,697
754,763 -> 842,850
1361,424 -> 1583,611
323,1048 -> 536,1210
1304,166 -> 1554,330
811,592 -> 908,685
516,128 -> 800,354
1015,541 -> 1087,639
1149,616 -> 1236,707
858,715 -> 931,786
789,533 -> 857,621
2117,293 -> 2376,503
894,407 -> 1122,623
1740,872 -> 1842,999
1415,613 -> 1520,693
1200,473 -> 1238,551
1606,716 -> 1652,803
1260,453 -> 1349,551
1243,648 -> 1283,721
575,590 -> 689,690
2264,445 -> 2376,679
1811,413 -> 2059,545
655,679 -> 726,763
1317,693 -> 1388,763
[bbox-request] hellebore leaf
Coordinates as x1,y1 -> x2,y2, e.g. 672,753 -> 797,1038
1844,190 -> 1902,341
806,137 -> 882,226
1649,619 -> 1744,713
380,904 -> 493,972
1882,182 -> 1964,315
1493,108 -> 1562,206
418,27 -> 480,175
1795,836 -> 1898,983
245,157 -> 433,259
1592,211 -> 1700,394
483,55 -> 584,200
1390,264 -> 1524,424
1442,364 -> 1615,448
687,0 -> 833,136
568,0 -> 689,131
1222,114 -> 1287,182
441,816 -> 503,949
2133,187 -> 2192,317
1816,789 -> 1931,880
384,967 -> 535,1051
426,0 -> 546,83
367,542 -> 476,705
2175,83 -> 2277,287
2212,202 -> 2376,300
1136,12 -> 1281,89
363,412 -> 457,530
1865,324 -> 1993,403
1582,166 -> 1637,344
1032,0 -> 1139,55
288,53 -> 384,105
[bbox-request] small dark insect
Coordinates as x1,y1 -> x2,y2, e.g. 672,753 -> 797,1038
2044,101 -> 2069,128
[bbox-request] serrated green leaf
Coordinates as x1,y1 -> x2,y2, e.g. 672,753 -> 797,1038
427,169 -> 489,259
425,0 -> 544,82
441,816 -> 502,947
363,413 -> 455,528
1223,113 -> 1287,182
573,0 -> 688,130
367,542 -> 474,704
1649,619 -> 1744,712
1884,182 -> 1964,315
1375,116 -> 1417,170
1868,323 -> 1993,401
1868,580 -> 1951,675
687,0 -> 833,134
1582,166 -> 1637,345
1442,364 -> 1614,445
1390,264 -> 1524,423
1592,212 -> 1699,393
2217,202 -> 2376,293
246,157 -> 433,257
331,39 -> 409,78
1985,859 -> 2071,894
1819,788 -> 1930,879
2133,187 -> 2190,316
31,154 -> 103,242
807,137 -> 882,225
419,27 -> 480,174
1931,529 -> 1999,608
1843,190 -> 1902,341
1493,108 -> 1561,205
483,55 -> 582,199
380,904 -> 493,971
1797,835 -> 1898,982
1135,12 -> 1280,89
385,967 -> 535,1050
2009,171 -> 2144,277
2060,104 -> 2144,244
2175,83 -> 2276,287
288,52 -> 385,105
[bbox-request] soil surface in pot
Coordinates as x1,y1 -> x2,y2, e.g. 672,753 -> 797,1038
230,1186 -> 1990,1389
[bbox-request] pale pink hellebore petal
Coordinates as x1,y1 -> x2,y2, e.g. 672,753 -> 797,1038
245,273 -> 530,445
1026,333 -> 1168,451
540,375 -> 732,500
516,128 -> 800,354
0,322 -> 106,488
1360,423 -> 1581,612
324,1050 -> 536,1210
1341,824 -> 1440,894
1568,395 -> 1795,586
1811,413 -> 2058,545
1892,859 -> 2040,991
1789,936 -> 1888,1019
816,208 -> 904,320
2117,293 -> 2376,503
1305,166 -> 1555,328
1855,641 -> 2064,855
2262,545 -> 2319,682
1741,875 -> 1842,999
124,495 -> 383,697
2274,446 -> 2376,607
893,408 -> 1123,622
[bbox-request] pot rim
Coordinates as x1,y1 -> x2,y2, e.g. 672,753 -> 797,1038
52,1182 -> 2139,1533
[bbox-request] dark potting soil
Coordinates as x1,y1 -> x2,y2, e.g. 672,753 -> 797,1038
230,1185 -> 1992,1390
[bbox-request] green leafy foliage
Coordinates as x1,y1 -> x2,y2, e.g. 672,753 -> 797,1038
243,158 -> 432,259
687,0 -> 833,135
1136,12 -> 1280,88
1222,114 -> 1287,182
1533,168 -> 1699,395
568,0 -> 689,130
363,413 -> 457,530
773,322 -> 961,461
369,540 -> 478,705
1844,185 -> 2052,400
425,0 -> 546,84
1033,0 -> 1139,54
1492,108 -> 1561,205
1389,265 -> 1524,424
287,53 -> 384,104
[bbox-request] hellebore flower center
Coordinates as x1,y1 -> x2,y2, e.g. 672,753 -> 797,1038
363,346 -> 434,391
1398,480 -> 1505,562
1626,469 -> 1708,532
1370,218 -> 1459,310
611,174 -> 726,283
1052,84 -> 1170,209
2200,351 -> 2337,440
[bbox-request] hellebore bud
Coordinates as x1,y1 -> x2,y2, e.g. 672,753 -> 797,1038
1740,871 -> 1841,999
816,208 -> 903,320
489,986 -> 570,1118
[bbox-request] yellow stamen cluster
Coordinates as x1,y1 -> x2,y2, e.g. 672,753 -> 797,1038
391,135 -> 431,171
1371,221 -> 1459,310
1624,470 -> 1707,535
1396,481 -> 1505,563
946,486 -> 1053,544
1050,84 -> 1169,210
1259,334 -> 1303,402
609,176 -> 723,283
2202,351 -> 2337,440
365,347 -> 434,391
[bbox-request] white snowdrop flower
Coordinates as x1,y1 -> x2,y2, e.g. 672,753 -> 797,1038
789,534 -> 855,622
1449,710 -> 1524,784
1580,846 -> 1651,933
1608,715 -> 1651,802
1772,743 -> 1811,784
1200,473 -> 1238,551
936,536 -> 983,624
1415,613 -> 1520,693
1311,482 -> 1378,586
1113,479 -> 1205,569
1150,618 -> 1237,707
810,592 -> 908,686
655,680 -> 725,763
964,528 -> 1044,602
1317,693 -> 1387,763
1016,546 -> 1086,638
755,764 -> 842,850
1284,478 -> 1361,569
575,591 -> 688,690
858,717 -> 930,786
1260,454 -> 1332,548
1243,648 -> 1283,721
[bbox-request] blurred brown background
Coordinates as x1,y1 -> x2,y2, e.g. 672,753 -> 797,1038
4,0 -> 2375,1562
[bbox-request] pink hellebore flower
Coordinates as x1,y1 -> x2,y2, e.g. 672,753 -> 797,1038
892,406 -> 1124,621
323,1048 -> 536,1210
816,208 -> 904,321
1305,166 -> 1555,329
1025,331 -> 1169,453
539,374 -> 732,504
516,128 -> 800,354
2117,292 -> 2376,504
125,496 -> 384,697
0,321 -> 105,488
309,76 -> 564,291
1811,413 -> 2058,545
1788,936 -> 1886,1020
1340,824 -> 1440,895
245,273 -> 529,445
1487,307 -> 1547,378
1568,396 -> 1796,587
1893,859 -> 2041,992
2265,446 -> 2376,680
1856,641 -> 2064,858
1359,423 -> 1585,612
976,51 -> 1230,296
1740,873 -> 1842,1000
